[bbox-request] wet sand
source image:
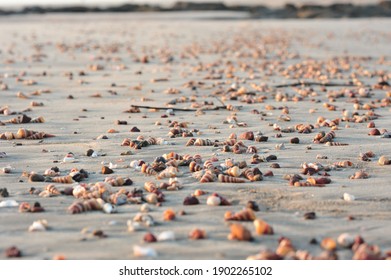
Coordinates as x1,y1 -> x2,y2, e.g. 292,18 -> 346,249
1,13 -> 391,260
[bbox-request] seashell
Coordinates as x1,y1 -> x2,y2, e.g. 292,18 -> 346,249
130,160 -> 142,170
226,166 -> 240,177
228,223 -> 253,241
0,187 -> 9,197
200,171 -> 215,183
225,209 -> 256,221
157,166 -> 179,179
0,200 -> 19,208
337,233 -> 355,248
51,175 -> 73,184
242,168 -> 262,181
28,173 -> 45,182
276,238 -> 295,257
352,244 -> 382,260
189,161 -> 203,172
144,181 -> 157,193
145,193 -> 158,204
62,153 -> 76,163
186,138 -> 196,146
127,220 -> 142,232
207,195 -> 221,206
307,177 -> 331,185
28,219 -> 48,232
163,209 -> 176,221
141,163 -> 157,176
349,170 -> 369,179
193,154 -> 202,163
269,163 -> 280,169
164,152 -> 183,160
246,200 -> 259,211
5,114 -> 31,124
239,131 -> 254,140
183,196 -> 200,205
333,160 -> 353,168
30,116 -> 45,123
5,246 -> 22,258
143,232 -> 157,243
203,160 -> 214,170
39,184 -> 61,197
321,238 -> 337,251
325,141 -> 349,146
194,189 -> 206,196
368,128 -> 380,136
218,174 -> 245,183
72,184 -> 87,198
157,231 -> 176,241
103,203 -> 117,214
133,245 -> 157,258
67,198 -> 104,214
378,155 -> 390,166
109,193 -> 127,205
189,228 -> 206,240
0,152 -> 7,158
254,219 -> 274,235
343,193 -> 355,201
194,138 -> 213,146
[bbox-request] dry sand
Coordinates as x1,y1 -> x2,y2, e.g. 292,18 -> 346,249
1,13 -> 391,260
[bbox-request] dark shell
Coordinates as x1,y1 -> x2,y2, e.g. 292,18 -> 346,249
246,201 -> 259,211
265,155 -> 277,162
303,212 -> 316,220
5,246 -> 22,258
290,137 -> 300,144
29,173 -> 45,182
86,149 -> 94,156
183,196 -> 200,206
0,188 -> 9,197
143,232 -> 157,243
101,166 -> 113,174
130,126 -> 140,132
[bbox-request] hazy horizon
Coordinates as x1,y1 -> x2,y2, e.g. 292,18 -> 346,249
0,0 -> 382,8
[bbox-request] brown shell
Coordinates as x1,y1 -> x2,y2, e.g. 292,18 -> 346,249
228,224 -> 253,241
200,171 -> 215,183
189,161 -> 203,172
254,219 -> 274,235
185,138 -> 196,146
141,164 -> 158,176
321,238 -> 337,251
218,174 -> 245,183
225,209 -> 256,221
189,228 -> 206,240
51,175 -> 73,184
163,209 -> 176,221
239,131 -> 254,140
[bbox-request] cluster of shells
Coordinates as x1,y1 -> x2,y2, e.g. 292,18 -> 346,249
1,20 -> 391,260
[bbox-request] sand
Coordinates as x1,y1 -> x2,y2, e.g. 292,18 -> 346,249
1,13 -> 391,260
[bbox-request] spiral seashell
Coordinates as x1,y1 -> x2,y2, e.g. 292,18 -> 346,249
163,208 -> 176,221
242,168 -> 262,181
227,223 -> 253,241
186,138 -> 196,146
254,219 -> 274,235
42,184 -> 61,196
353,244 -> 382,260
15,128 -> 36,139
232,143 -> 246,154
218,174 -> 245,183
189,228 -> 206,240
193,154 -> 202,163
141,163 -> 158,176
157,166 -> 179,179
189,161 -> 203,172
163,152 -> 183,161
333,160 -> 353,168
194,138 -> 213,146
225,209 -> 256,221
319,131 -> 336,143
104,176 -> 128,186
5,114 -> 31,124
30,116 -> 45,123
200,171 -> 215,183
325,141 -> 348,146
167,177 -> 182,190
44,168 -> 59,177
203,160 -> 214,170
25,132 -> 46,140
51,175 -> 74,184
226,166 -> 240,177
67,198 -> 104,214
224,158 -> 235,168
222,139 -> 237,146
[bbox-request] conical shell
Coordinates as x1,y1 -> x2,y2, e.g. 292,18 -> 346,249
218,174 -> 245,183
254,219 -> 274,235
225,209 -> 256,221
227,224 -> 253,241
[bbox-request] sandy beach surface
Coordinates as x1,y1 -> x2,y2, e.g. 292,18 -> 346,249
1,13 -> 391,260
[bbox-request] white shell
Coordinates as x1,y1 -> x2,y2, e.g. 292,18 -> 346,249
0,152 -> 7,158
109,162 -> 118,169
343,193 -> 355,202
166,109 -> 174,115
0,200 -> 19,207
130,160 -> 141,170
103,203 -> 117,214
2,165 -> 13,173
157,231 -> 176,241
275,143 -> 285,150
337,233 -> 355,248
145,193 -> 158,204
63,154 -> 76,163
133,245 -> 157,258
72,184 -> 87,198
127,220 -> 142,232
91,151 -> 99,158
28,220 -> 48,232
206,195 -> 221,206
